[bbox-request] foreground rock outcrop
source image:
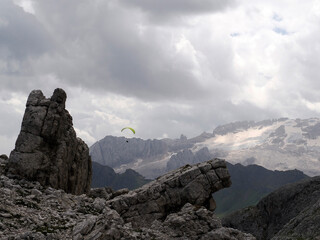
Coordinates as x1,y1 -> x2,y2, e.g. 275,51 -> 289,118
108,159 -> 231,226
0,158 -> 255,239
222,176 -> 320,240
0,155 -> 8,176
6,89 -> 92,195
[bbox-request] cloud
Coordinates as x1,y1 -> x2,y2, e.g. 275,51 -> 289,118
1,0 -> 320,155
120,0 -> 236,23
25,0 -> 217,101
0,0 -> 53,60
0,90 -> 26,155
2,0 -> 238,102
0,0 -> 54,93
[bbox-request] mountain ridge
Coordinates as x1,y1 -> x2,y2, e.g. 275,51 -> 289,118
90,117 -> 320,178
91,161 -> 151,190
214,162 -> 309,216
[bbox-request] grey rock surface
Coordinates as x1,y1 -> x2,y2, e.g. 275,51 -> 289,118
166,147 -> 213,172
272,198 -> 320,240
222,176 -> 320,240
107,158 -> 232,227
147,203 -> 256,240
90,136 -> 168,169
0,155 -> 8,176
6,89 -> 92,195
0,159 -> 255,239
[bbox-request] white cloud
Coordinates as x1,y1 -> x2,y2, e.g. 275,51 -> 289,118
13,0 -> 35,14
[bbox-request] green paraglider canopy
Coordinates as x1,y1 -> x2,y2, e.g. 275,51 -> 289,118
121,127 -> 135,134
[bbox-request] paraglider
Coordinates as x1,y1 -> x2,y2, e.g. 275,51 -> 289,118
121,127 -> 136,134
121,127 -> 135,142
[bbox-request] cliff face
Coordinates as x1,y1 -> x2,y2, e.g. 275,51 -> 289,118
90,136 -> 168,168
6,89 -> 92,195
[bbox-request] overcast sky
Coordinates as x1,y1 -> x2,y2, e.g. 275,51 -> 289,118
1,0 -> 320,155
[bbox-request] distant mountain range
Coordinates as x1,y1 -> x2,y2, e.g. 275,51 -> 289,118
90,118 -> 320,178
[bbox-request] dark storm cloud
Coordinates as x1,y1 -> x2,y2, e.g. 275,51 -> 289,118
31,0 -> 213,101
0,0 -> 53,60
0,0 -> 54,93
120,0 -> 236,22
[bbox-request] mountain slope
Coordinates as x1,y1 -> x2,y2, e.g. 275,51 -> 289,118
90,118 -> 320,178
213,162 -> 309,216
222,176 -> 320,239
91,161 -> 151,190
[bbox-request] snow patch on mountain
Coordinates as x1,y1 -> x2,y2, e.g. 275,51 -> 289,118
90,118 -> 320,178
194,124 -> 281,152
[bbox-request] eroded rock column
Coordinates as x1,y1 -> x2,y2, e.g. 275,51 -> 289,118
6,88 -> 92,195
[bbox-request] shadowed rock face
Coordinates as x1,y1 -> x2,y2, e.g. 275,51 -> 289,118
6,88 -> 92,195
107,158 -> 232,227
222,176 -> 320,240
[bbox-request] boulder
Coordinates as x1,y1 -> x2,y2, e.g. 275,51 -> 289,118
107,158 -> 232,227
6,88 -> 92,195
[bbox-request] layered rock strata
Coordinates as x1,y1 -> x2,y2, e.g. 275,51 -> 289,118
6,89 -> 92,195
0,158 -> 255,239
107,158 -> 231,227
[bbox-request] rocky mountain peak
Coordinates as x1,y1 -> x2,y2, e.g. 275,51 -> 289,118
6,88 -> 92,195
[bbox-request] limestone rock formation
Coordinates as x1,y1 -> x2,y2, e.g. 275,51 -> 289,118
6,89 -> 92,195
107,158 -> 232,227
148,203 -> 255,240
0,158 -> 256,239
90,136 -> 168,169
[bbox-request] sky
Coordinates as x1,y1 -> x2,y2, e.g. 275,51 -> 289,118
1,0 -> 320,155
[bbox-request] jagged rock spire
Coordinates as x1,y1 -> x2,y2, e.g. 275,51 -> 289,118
6,88 -> 92,195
